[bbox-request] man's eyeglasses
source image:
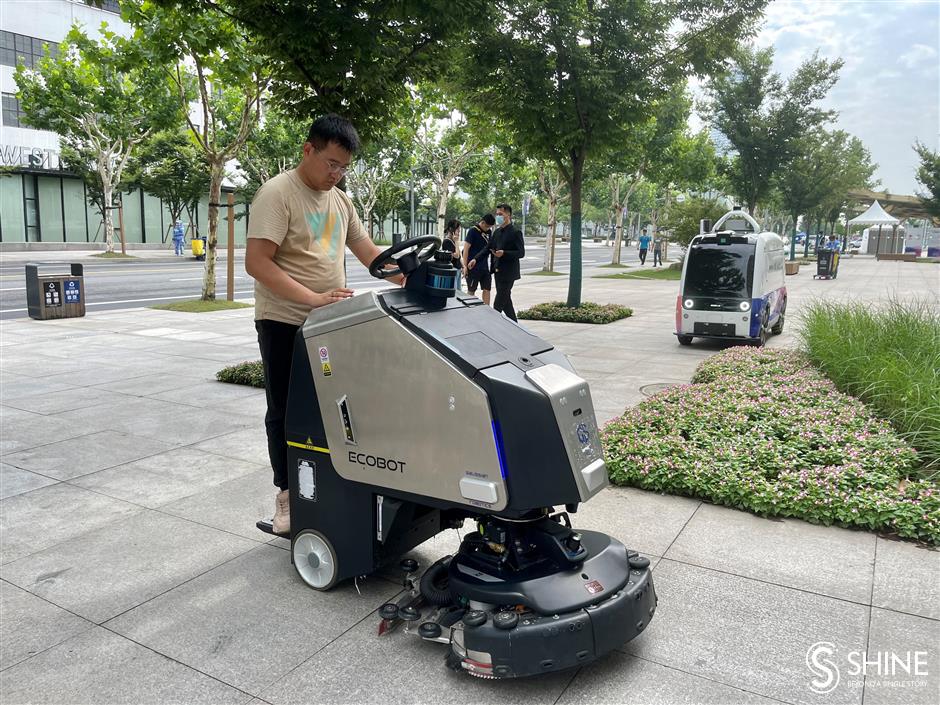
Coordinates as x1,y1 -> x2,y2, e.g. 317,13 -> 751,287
314,149 -> 349,176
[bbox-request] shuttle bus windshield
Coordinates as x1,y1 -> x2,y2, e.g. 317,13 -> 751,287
684,242 -> 756,299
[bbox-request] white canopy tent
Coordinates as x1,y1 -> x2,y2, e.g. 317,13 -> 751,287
848,200 -> 901,255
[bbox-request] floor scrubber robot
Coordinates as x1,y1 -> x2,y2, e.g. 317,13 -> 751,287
266,236 -> 656,678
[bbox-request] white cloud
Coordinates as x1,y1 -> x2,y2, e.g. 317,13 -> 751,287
898,43 -> 938,69
696,0 -> 939,194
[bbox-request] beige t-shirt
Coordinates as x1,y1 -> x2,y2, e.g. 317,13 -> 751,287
247,169 -> 368,325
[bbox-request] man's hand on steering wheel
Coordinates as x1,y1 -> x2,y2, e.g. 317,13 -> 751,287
368,236 -> 441,280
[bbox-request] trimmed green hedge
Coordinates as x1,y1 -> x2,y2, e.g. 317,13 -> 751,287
596,268 -> 681,280
517,301 -> 633,324
217,360 -> 265,388
602,347 -> 939,544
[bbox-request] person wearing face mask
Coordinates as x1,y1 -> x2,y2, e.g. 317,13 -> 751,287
463,213 -> 496,303
490,203 -> 525,321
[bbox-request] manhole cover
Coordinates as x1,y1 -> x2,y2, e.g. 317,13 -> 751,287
640,382 -> 679,397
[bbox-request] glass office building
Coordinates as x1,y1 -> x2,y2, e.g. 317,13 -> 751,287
0,1 -> 250,247
0,170 -> 249,246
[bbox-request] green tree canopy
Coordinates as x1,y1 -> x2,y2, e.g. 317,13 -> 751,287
454,0 -> 767,307
774,128 -> 876,258
167,0 -> 492,141
707,45 -> 843,213
126,130 -> 210,239
238,107 -> 307,204
661,196 -> 727,247
815,132 -> 877,238
128,0 -> 267,299
345,130 -> 412,241
15,25 -> 179,252
604,83 -> 717,263
914,141 -> 940,220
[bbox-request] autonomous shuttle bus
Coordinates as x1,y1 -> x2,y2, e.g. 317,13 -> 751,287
675,208 -> 786,347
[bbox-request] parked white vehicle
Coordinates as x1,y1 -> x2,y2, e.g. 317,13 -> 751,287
675,209 -> 787,347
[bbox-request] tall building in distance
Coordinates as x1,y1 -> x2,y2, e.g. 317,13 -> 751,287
2,0 -> 128,169
0,0 -> 254,247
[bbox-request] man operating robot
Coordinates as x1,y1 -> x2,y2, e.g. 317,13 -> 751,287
245,113 -> 401,535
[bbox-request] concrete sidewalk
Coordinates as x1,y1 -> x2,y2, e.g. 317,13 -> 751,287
1,256 -> 937,705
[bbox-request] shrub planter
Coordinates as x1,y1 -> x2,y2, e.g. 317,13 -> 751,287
603,347 -> 939,544
517,301 -> 633,324
217,360 -> 265,388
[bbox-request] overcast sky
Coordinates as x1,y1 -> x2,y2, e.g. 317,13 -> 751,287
697,0 -> 939,195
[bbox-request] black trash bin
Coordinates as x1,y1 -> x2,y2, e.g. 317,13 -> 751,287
814,250 -> 839,280
25,263 -> 86,320
392,232 -> 402,246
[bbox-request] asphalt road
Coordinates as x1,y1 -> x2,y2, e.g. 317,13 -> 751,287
0,242 -> 639,320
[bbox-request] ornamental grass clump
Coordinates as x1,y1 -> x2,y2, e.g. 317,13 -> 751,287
602,347 -> 939,544
800,299 -> 940,475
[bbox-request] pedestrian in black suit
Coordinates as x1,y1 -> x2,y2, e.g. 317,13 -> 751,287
490,203 -> 525,321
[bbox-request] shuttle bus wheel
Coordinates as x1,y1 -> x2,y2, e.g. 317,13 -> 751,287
771,305 -> 786,335
756,313 -> 769,347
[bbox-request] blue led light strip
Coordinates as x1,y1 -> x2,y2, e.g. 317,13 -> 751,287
492,420 -> 508,479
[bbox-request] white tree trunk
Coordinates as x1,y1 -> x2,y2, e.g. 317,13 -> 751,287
101,179 -> 115,254
202,160 -> 224,300
611,178 -> 639,265
437,188 -> 448,234
543,196 -> 558,271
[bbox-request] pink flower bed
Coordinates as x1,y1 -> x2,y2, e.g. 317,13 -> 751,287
602,347 -> 939,543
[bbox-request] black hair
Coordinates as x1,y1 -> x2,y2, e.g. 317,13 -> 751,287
306,114 -> 360,154
480,213 -> 496,226
445,219 -> 461,234
496,203 -> 512,215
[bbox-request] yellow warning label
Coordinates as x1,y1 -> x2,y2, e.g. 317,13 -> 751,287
322,362 -> 332,376
288,440 -> 330,454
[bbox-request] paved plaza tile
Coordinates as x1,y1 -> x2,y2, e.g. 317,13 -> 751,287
0,255 -> 936,704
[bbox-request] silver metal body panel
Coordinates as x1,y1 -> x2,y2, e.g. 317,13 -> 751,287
303,291 -> 388,336
524,364 -> 608,501
302,294 -> 508,511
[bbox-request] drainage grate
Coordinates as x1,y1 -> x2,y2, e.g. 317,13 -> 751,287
639,382 -> 679,397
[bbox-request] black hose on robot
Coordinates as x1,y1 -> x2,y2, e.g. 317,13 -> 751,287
420,555 -> 454,607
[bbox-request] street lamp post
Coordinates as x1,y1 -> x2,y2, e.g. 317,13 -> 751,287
409,175 -> 415,239
521,193 -> 531,239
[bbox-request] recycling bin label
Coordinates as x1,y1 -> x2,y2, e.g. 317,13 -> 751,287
64,279 -> 81,304
44,281 -> 62,307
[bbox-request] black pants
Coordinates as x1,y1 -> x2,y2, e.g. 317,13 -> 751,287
493,277 -> 517,321
653,248 -> 662,266
256,319 -> 299,491
639,248 -> 648,265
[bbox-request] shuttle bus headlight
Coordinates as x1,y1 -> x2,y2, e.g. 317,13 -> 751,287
683,299 -> 695,309
739,301 -> 751,312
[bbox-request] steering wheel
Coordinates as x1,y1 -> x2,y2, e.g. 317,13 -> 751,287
368,235 -> 441,279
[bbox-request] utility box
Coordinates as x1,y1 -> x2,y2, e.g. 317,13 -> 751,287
25,263 -> 86,320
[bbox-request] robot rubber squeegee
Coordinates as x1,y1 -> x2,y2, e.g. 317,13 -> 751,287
261,236 -> 656,679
